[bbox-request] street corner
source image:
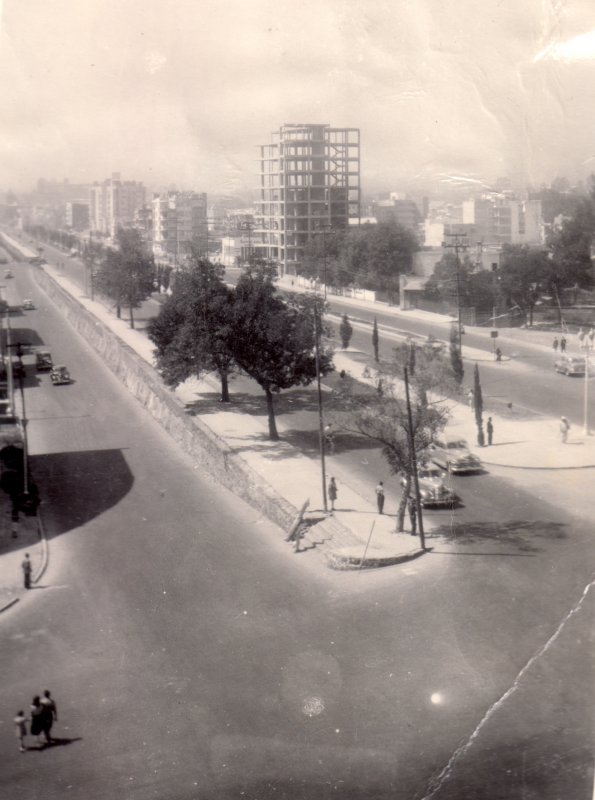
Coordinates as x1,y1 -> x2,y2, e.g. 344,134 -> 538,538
0,512 -> 45,614
325,543 -> 426,570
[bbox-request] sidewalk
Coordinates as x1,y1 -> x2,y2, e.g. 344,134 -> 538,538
17,260 -> 595,573
0,502 -> 45,613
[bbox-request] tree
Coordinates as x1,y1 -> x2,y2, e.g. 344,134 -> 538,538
449,326 -> 464,386
231,264 -> 334,440
473,363 -> 485,447
94,228 -> 154,328
339,314 -> 353,349
332,363 -> 447,531
372,317 -> 379,363
498,244 -> 550,326
147,250 -> 236,402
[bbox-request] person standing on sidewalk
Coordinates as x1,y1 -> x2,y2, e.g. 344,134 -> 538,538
553,337 -> 559,353
408,497 -> 417,536
327,477 -> 338,512
21,553 -> 32,589
40,690 -> 58,743
375,481 -> 385,514
560,336 -> 567,353
560,416 -> 570,443
486,417 -> 494,446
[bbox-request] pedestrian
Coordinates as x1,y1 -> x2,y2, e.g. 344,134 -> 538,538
495,347 -> 502,362
560,336 -> 567,353
14,710 -> 27,752
375,481 -> 385,514
324,423 -> 335,454
21,553 -> 32,589
30,696 -> 47,746
40,691 -> 58,743
553,337 -> 559,352
408,496 -> 417,537
559,416 -> 570,444
486,417 -> 494,446
327,477 -> 337,512
467,389 -> 474,408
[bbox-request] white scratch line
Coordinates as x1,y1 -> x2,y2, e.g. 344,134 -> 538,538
419,575 -> 595,800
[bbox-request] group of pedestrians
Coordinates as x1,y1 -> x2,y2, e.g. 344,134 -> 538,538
552,336 -> 567,353
14,691 -> 58,752
327,477 -> 418,535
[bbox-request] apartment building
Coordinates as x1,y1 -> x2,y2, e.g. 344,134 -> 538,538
89,173 -> 146,237
255,123 -> 361,274
151,191 -> 207,264
462,196 -> 542,245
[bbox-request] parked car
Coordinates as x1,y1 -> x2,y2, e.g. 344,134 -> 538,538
35,350 -> 53,371
50,365 -> 71,385
4,269 -> 13,278
22,299 -> 35,310
554,355 -> 586,376
422,335 -> 446,355
429,436 -> 483,474
400,463 -> 457,507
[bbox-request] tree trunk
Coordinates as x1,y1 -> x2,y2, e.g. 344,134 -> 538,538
264,386 -> 279,441
129,305 -> 135,329
116,303 -> 121,319
396,486 -> 408,532
219,368 -> 230,403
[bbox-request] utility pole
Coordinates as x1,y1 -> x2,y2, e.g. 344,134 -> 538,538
8,341 -> 29,496
442,232 -> 468,351
313,303 -> 328,513
404,366 -> 425,550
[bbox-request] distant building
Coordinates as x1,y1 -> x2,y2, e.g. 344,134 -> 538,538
372,197 -> 422,230
65,201 -> 90,231
89,173 -> 146,237
462,196 -> 542,245
152,191 -> 208,264
255,123 -> 361,274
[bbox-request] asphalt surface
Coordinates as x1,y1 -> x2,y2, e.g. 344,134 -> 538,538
0,247 -> 592,799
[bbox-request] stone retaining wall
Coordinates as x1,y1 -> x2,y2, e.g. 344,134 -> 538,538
33,268 -> 297,532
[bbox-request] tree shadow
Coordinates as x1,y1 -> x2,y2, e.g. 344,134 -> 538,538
30,449 -> 134,537
426,519 -> 568,552
187,389 -> 323,419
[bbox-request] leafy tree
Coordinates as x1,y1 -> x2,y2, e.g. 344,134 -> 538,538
473,363 -> 485,447
95,228 -> 154,328
497,244 -> 550,326
339,314 -> 353,349
147,250 -> 236,402
331,363 -> 447,531
231,264 -> 334,440
449,326 -> 464,386
423,252 -> 474,306
372,317 -> 379,363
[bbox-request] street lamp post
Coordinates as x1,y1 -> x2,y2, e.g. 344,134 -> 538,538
579,328 -> 594,436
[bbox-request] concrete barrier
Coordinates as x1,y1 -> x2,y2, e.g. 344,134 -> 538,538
33,268 -> 298,532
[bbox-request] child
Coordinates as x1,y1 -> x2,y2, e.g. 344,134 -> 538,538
14,710 -> 27,752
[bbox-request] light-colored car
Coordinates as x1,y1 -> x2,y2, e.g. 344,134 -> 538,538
400,463 -> 457,507
22,299 -> 35,310
429,436 -> 483,474
554,355 -> 586,376
50,365 -> 71,385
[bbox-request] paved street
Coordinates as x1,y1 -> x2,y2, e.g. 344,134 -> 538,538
0,254 -> 592,799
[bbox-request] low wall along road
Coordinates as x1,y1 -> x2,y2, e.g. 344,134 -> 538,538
32,267 -> 298,533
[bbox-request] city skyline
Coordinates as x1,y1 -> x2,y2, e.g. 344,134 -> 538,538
1,0 -> 595,196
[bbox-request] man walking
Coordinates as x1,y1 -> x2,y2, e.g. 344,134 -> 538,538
408,497 -> 417,537
40,690 -> 58,743
21,553 -> 32,589
560,416 -> 570,443
375,481 -> 385,514
560,336 -> 567,353
486,417 -> 494,446
553,337 -> 559,352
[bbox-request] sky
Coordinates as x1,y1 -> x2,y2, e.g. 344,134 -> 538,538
1,0 -> 594,198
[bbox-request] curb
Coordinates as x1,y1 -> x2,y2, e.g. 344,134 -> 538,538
326,546 -> 427,570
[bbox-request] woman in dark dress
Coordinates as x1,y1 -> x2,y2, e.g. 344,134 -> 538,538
30,696 -> 46,745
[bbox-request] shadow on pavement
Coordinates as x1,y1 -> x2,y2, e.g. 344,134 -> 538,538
28,737 -> 82,751
30,449 -> 133,537
427,519 -> 568,553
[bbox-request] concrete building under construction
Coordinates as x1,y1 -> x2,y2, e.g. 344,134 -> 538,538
255,123 -> 361,275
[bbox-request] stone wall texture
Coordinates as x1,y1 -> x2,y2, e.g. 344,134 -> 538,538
33,268 -> 298,532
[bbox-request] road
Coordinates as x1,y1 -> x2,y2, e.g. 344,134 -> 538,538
1,245 -> 592,798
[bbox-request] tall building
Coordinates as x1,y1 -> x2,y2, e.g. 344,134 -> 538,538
462,196 -> 542,245
151,191 -> 208,264
65,201 -> 90,231
255,123 -> 361,274
89,173 -> 146,237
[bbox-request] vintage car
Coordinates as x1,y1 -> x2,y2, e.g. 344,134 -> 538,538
50,365 -> 71,385
35,350 -> 53,371
22,299 -> 35,310
400,463 -> 457,508
554,355 -> 586,376
428,435 -> 483,474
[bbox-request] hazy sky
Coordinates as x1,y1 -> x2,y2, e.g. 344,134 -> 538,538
1,0 -> 594,197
